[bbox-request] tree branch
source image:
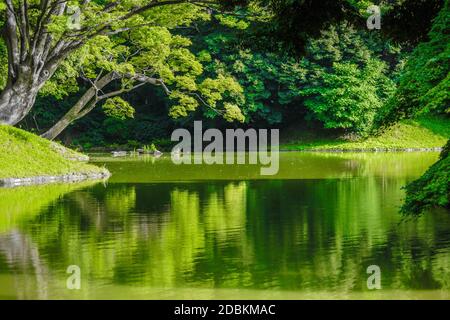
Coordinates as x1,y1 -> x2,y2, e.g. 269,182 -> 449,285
4,0 -> 21,79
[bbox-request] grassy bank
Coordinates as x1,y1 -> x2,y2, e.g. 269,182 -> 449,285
280,116 -> 450,151
0,125 -> 108,179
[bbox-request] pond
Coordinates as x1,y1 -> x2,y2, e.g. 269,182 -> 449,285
0,152 -> 449,299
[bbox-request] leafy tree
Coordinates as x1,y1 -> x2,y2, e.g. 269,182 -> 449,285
291,22 -> 398,135
191,17 -> 400,133
0,0 -> 249,126
301,59 -> 394,135
39,22 -> 244,140
381,0 -> 449,123
198,30 -> 286,125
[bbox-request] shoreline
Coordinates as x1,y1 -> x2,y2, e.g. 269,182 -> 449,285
0,147 -> 442,188
278,147 -> 444,152
0,171 -> 111,188
87,147 -> 444,156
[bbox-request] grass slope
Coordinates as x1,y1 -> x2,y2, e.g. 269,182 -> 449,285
281,116 -> 450,151
0,125 -> 108,179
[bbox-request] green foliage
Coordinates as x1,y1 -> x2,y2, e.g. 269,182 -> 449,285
6,0 -> 442,151
199,28 -> 289,124
297,23 -> 399,135
388,2 -> 450,216
195,19 -> 400,131
168,91 -> 199,118
223,103 -> 245,122
102,97 -> 135,120
382,1 -> 450,122
13,2 -> 247,135
48,25 -> 245,124
216,14 -> 250,30
401,140 -> 450,216
143,143 -> 158,153
302,59 -> 394,135
20,3 -> 405,145
0,39 -> 7,90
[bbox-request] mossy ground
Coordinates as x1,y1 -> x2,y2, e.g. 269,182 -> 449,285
0,125 -> 108,179
280,116 -> 450,151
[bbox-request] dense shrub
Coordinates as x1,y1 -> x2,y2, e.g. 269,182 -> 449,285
401,140 -> 450,215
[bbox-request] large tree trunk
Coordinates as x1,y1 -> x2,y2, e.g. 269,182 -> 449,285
0,0 -> 73,126
0,63 -> 58,125
0,0 -> 62,125
0,75 -> 40,125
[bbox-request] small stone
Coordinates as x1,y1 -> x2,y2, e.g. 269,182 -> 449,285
112,151 -> 127,157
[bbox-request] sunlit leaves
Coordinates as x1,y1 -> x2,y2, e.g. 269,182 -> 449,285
102,97 -> 135,120
216,15 -> 249,30
198,75 -> 244,107
167,48 -> 203,76
223,103 -> 245,122
197,50 -> 212,63
0,0 -> 249,126
141,3 -> 210,28
175,75 -> 198,91
168,91 -> 199,118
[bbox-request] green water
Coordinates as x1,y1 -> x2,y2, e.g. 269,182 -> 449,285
0,152 -> 449,300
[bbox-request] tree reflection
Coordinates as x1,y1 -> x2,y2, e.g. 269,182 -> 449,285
1,153 -> 449,298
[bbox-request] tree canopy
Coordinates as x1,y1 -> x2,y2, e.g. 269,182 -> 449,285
0,0 -> 250,125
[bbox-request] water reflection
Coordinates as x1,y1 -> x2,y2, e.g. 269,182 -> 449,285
0,152 -> 449,299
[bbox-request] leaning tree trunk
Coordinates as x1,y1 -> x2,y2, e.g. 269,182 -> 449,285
40,109 -> 85,141
41,72 -> 117,140
41,72 -> 167,140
